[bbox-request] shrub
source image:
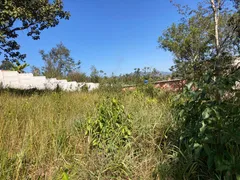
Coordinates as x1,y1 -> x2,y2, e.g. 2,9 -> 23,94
137,83 -> 158,98
171,57 -> 240,179
98,83 -> 122,94
85,98 -> 132,153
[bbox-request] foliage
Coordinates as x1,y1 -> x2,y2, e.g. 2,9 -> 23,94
158,1 -> 239,79
0,0 -> 70,66
170,55 -> 240,179
80,84 -> 89,92
98,74 -> 123,93
40,43 -> 81,78
156,1 -> 240,178
0,60 -> 14,70
67,71 -> 89,82
0,59 -> 27,72
85,98 -> 132,152
89,65 -> 106,83
62,172 -> 69,180
132,67 -> 165,85
11,59 -> 28,73
31,66 -> 41,76
0,89 -> 173,179
137,83 -> 157,98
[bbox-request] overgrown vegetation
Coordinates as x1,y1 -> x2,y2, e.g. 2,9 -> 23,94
85,98 -> 132,152
0,89 -> 174,179
0,0 -> 239,179
155,0 -> 240,179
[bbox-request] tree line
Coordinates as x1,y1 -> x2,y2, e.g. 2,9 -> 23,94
0,41 -> 169,84
0,0 -> 169,85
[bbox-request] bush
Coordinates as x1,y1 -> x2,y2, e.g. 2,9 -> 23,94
98,83 -> 122,94
170,57 -> 240,179
85,98 -> 132,153
137,83 -> 158,98
67,72 -> 89,82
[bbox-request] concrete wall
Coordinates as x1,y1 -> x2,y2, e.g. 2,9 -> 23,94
0,70 -> 99,91
86,83 -> 99,91
1,71 -> 20,89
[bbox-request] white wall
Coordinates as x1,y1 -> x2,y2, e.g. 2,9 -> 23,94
18,73 -> 34,89
86,83 -> 100,91
45,78 -> 58,90
0,70 -> 99,91
1,71 -> 20,89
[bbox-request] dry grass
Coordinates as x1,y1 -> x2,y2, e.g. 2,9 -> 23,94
0,90 -> 173,179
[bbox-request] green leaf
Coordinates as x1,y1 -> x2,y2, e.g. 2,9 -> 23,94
202,107 -> 211,119
236,174 -> 240,180
62,172 -> 69,180
179,109 -> 185,118
199,121 -> 206,134
207,153 -> 214,170
186,82 -> 193,90
203,144 -> 211,156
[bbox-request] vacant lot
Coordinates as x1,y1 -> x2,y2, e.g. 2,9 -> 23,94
0,90 -> 173,179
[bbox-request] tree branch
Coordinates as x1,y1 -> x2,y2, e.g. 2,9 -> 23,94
9,22 -> 35,34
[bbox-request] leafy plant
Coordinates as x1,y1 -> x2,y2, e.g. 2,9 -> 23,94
85,98 -> 132,152
11,60 -> 28,73
172,57 -> 240,179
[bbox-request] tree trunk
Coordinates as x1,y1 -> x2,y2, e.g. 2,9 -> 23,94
210,0 -> 220,55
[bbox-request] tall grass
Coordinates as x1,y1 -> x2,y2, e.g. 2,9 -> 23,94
0,89 -> 173,179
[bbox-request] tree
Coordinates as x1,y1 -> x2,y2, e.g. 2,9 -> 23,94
158,0 -> 239,79
31,66 -> 41,76
209,0 -> 239,56
151,68 -> 163,81
90,66 -> 100,83
40,43 -> 81,78
0,0 -> 70,66
210,0 -> 221,54
231,0 -> 240,9
159,4 -> 212,78
0,59 -> 27,72
67,71 -> 89,82
157,1 -> 240,179
0,60 -> 14,70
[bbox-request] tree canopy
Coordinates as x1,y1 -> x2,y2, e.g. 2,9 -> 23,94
0,0 -> 70,66
159,0 -> 239,79
40,43 -> 81,79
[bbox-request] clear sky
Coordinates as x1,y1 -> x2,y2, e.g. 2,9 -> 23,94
16,0 -> 197,75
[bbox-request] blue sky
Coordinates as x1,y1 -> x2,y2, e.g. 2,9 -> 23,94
15,0 -> 197,75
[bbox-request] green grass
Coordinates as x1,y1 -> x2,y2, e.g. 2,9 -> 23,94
0,90 -> 174,179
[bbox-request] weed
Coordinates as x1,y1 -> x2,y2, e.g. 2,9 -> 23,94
85,98 -> 132,152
